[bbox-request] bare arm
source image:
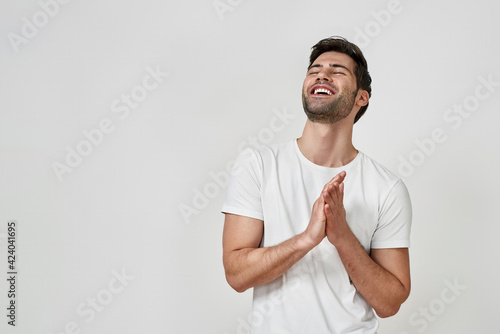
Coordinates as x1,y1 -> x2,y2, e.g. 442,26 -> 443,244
222,214 -> 312,292
323,172 -> 411,318
222,174 -> 346,293
335,236 -> 410,317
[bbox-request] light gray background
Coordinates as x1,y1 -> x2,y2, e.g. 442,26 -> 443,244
1,0 -> 499,333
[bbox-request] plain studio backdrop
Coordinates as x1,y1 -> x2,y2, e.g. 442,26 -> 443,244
0,0 -> 499,333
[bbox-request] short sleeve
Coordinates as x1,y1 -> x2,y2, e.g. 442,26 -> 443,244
371,179 -> 412,249
221,148 -> 264,221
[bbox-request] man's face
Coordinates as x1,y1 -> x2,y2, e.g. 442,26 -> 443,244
302,51 -> 359,124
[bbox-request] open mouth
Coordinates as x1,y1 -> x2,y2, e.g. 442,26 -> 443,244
310,85 -> 335,96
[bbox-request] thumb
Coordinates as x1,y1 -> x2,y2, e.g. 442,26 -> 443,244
317,194 -> 326,217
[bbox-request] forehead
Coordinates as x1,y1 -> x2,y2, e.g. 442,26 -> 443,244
310,51 -> 356,71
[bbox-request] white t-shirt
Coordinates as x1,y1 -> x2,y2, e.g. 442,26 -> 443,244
221,139 -> 412,334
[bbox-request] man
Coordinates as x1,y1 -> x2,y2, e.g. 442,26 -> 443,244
221,36 -> 412,333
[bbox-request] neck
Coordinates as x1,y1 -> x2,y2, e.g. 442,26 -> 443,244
297,119 -> 357,168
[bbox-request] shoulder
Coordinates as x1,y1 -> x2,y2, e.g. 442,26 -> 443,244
357,153 -> 412,226
240,140 -> 295,163
232,140 -> 296,177
357,152 -> 406,192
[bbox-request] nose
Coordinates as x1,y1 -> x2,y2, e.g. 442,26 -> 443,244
316,68 -> 330,82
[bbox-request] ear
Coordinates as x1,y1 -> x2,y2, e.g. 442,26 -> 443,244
355,90 -> 369,107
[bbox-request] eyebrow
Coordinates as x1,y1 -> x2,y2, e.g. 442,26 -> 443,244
308,63 -> 352,74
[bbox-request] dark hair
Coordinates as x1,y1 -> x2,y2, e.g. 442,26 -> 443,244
309,36 -> 372,124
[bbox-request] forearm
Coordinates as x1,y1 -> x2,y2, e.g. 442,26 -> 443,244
224,232 -> 314,293
322,177 -> 410,317
336,232 -> 410,317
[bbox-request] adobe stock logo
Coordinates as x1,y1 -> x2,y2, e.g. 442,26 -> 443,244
7,0 -> 73,54
52,65 -> 169,182
399,278 -> 467,334
213,0 -> 244,21
353,0 -> 404,48
397,74 -> 500,178
224,277 -> 301,334
48,268 -> 134,334
179,107 -> 296,224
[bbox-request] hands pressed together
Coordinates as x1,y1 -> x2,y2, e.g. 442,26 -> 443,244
305,171 -> 352,247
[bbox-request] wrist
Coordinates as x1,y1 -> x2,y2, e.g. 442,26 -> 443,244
330,228 -> 357,251
297,231 -> 319,252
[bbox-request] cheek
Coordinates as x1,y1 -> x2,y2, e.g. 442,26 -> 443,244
347,79 -> 358,92
339,81 -> 356,95
302,79 -> 311,94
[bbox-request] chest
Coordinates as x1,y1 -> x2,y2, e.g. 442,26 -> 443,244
260,167 -> 380,251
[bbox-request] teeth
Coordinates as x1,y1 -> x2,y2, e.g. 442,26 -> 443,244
313,88 -> 333,95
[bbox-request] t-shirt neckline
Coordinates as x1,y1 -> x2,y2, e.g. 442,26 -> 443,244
293,138 -> 362,172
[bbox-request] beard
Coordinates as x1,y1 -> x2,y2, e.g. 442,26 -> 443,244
302,88 -> 357,124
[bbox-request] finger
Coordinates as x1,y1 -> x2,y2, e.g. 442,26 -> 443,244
327,170 -> 345,185
327,170 -> 347,186
336,171 -> 346,183
326,175 -> 341,186
331,183 -> 340,202
322,185 -> 335,207
324,203 -> 329,217
327,181 -> 343,204
324,202 -> 334,222
314,194 -> 324,211
318,194 -> 327,219
325,181 -> 338,196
